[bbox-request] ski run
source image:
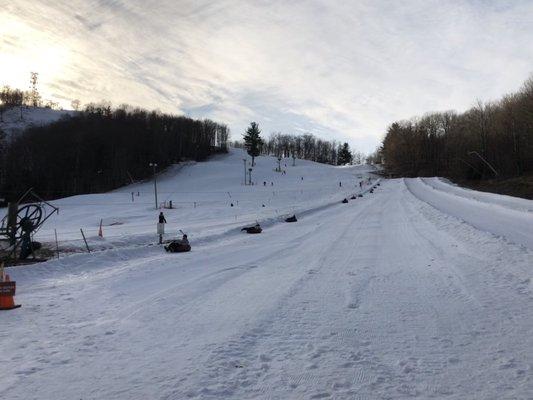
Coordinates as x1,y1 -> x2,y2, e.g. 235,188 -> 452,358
1,149 -> 532,399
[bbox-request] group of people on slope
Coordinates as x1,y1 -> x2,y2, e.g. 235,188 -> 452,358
159,211 -> 189,247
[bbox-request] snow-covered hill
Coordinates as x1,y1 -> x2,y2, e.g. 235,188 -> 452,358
21,148 -> 378,251
0,106 -> 76,139
1,149 -> 532,400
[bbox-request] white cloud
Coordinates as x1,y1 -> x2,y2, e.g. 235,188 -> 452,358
1,0 -> 532,152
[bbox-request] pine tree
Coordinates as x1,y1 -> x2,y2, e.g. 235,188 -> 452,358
243,122 -> 263,166
337,142 -> 353,165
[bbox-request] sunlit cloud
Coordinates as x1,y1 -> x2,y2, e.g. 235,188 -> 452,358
1,0 -> 532,152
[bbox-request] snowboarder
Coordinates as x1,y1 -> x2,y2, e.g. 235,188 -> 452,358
159,212 -> 167,224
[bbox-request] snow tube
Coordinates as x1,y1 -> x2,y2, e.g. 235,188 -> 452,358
241,226 -> 262,234
164,242 -> 191,253
285,215 -> 297,223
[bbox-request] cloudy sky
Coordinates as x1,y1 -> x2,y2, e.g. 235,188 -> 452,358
1,1 -> 532,152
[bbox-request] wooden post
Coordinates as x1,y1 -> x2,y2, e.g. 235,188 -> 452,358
80,229 -> 90,253
54,229 -> 60,259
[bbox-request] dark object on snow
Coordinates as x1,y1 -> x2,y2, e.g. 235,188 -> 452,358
165,241 -> 191,253
342,198 -> 349,203
262,204 -> 265,207
20,239 -> 42,260
351,195 -> 357,200
369,189 -> 374,193
165,234 -> 190,253
241,224 -> 262,234
358,194 -> 363,198
285,215 -> 297,223
159,212 -> 167,224
377,183 -> 380,186
231,203 -> 234,207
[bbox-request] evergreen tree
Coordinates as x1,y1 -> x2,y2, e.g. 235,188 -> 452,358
243,121 -> 263,166
337,142 -> 353,165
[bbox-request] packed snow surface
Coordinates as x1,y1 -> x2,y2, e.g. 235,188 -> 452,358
1,149 -> 532,399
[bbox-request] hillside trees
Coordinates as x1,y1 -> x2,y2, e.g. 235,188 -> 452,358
381,77 -> 533,179
243,121 -> 263,166
1,105 -> 228,200
337,142 -> 353,165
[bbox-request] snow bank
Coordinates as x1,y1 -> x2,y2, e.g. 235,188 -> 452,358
405,177 -> 533,249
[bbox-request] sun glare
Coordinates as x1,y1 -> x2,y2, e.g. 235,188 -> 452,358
0,13 -> 70,102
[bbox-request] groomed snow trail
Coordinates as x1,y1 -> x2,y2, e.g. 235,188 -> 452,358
405,178 -> 533,249
1,179 -> 532,399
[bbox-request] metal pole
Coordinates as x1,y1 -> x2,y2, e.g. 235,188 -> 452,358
153,165 -> 158,208
54,229 -> 60,259
468,151 -> 499,177
80,229 -> 90,253
149,162 -> 158,208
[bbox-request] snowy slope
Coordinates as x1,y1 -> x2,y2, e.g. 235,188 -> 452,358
1,178 -> 532,399
21,148 -> 378,251
422,177 -> 533,213
0,106 -> 76,139
405,177 -> 533,249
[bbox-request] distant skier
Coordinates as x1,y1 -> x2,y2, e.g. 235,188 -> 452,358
159,212 -> 167,224
339,181 -> 342,187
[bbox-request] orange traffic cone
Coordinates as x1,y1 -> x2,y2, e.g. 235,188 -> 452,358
0,274 -> 21,310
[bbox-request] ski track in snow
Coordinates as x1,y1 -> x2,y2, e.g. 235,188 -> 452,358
1,176 -> 532,399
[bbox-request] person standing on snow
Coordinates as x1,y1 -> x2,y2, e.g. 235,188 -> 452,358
159,212 -> 167,224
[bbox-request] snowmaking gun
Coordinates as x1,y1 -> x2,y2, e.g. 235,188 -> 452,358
0,188 -> 58,264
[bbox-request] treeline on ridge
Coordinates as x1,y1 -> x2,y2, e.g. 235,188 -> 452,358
1,104 -> 228,200
235,132 -> 364,165
381,77 -> 533,180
